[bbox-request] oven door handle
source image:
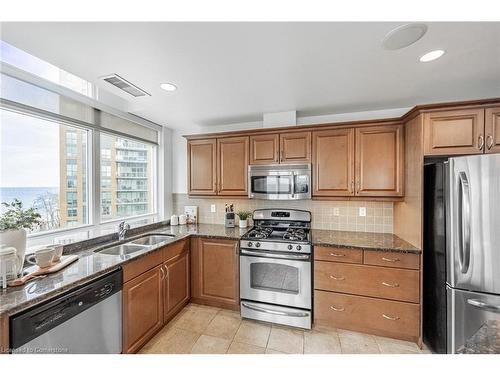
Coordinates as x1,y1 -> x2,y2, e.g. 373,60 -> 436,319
241,302 -> 309,317
240,249 -> 310,260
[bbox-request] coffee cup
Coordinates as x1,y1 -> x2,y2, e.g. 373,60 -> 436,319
27,246 -> 56,268
52,244 -> 64,262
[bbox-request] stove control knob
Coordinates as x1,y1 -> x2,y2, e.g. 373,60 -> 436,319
296,245 -> 302,251
247,242 -> 253,247
287,244 -> 293,250
255,242 -> 261,248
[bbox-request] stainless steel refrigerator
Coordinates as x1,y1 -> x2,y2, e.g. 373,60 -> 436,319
424,154 -> 500,354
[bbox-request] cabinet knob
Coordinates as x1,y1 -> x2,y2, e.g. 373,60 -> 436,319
487,135 -> 494,150
478,135 -> 485,150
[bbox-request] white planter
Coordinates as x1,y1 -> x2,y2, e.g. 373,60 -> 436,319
0,228 -> 26,275
238,219 -> 248,228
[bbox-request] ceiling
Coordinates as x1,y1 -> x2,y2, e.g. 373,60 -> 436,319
1,22 -> 499,131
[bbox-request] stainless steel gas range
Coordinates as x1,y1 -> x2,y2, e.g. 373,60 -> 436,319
239,209 -> 312,329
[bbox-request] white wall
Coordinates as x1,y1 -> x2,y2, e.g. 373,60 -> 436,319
171,107 -> 411,194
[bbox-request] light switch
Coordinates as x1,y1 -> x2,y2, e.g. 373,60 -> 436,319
359,207 -> 366,217
211,204 -> 216,213
333,208 -> 340,216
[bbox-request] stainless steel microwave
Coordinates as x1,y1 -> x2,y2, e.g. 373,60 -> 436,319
248,164 -> 311,200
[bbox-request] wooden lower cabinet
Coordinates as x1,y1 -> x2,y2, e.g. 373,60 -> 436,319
163,250 -> 190,322
314,290 -> 419,342
314,246 -> 362,264
123,265 -> 164,353
191,237 -> 240,310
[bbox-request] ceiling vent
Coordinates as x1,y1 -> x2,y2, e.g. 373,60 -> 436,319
101,74 -> 151,97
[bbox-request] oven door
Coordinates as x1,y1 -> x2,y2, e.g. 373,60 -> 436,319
248,164 -> 311,200
240,249 -> 311,309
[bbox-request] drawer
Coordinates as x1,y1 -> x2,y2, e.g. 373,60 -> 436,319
123,250 -> 163,283
314,290 -> 419,342
314,246 -> 362,264
314,261 -> 419,303
363,250 -> 420,270
163,238 -> 189,262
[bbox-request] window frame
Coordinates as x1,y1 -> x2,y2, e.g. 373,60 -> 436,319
0,104 -> 160,247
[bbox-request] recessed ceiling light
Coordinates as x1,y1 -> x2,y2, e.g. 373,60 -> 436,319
382,23 -> 428,50
419,49 -> 445,62
160,83 -> 177,91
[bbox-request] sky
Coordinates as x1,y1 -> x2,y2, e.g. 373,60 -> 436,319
0,109 -> 60,187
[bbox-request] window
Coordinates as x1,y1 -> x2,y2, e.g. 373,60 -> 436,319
100,133 -> 154,222
0,109 -> 89,233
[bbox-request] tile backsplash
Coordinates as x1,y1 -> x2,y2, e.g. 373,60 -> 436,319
172,194 -> 393,233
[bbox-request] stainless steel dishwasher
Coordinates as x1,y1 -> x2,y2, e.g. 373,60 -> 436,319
10,269 -> 122,354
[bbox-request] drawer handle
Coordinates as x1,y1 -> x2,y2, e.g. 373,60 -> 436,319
381,281 -> 400,288
330,305 -> 345,312
381,257 -> 399,263
329,253 -> 345,257
382,314 -> 400,321
330,275 -> 345,281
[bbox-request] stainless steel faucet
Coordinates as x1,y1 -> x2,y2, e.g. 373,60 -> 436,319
118,221 -> 130,241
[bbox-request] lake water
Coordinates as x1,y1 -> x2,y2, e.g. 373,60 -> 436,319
0,187 -> 58,213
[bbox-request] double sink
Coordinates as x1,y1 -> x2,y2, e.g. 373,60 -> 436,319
95,234 -> 176,256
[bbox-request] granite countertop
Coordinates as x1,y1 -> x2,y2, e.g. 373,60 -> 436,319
0,224 -> 420,318
311,229 -> 420,253
457,320 -> 500,354
0,224 -> 248,318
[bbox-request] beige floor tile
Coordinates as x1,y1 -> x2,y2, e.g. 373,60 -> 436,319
265,348 -> 289,354
140,327 -> 200,354
267,326 -> 304,354
217,308 -> 242,320
172,305 -> 218,333
304,330 -> 341,354
312,323 -> 338,334
374,336 -> 422,353
190,334 -> 231,354
227,341 -> 266,354
204,313 -> 242,340
233,320 -> 271,347
338,330 -> 380,354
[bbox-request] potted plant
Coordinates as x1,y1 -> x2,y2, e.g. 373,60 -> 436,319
236,211 -> 252,228
0,199 -> 41,275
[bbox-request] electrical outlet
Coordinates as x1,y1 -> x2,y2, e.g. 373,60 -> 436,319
211,204 -> 216,213
333,207 -> 340,216
359,207 -> 366,217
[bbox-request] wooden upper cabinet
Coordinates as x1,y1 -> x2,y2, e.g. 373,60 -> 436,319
188,139 -> 217,195
312,128 -> 354,196
485,106 -> 500,154
249,134 -> 279,164
123,265 -> 164,353
280,131 -> 312,163
355,125 -> 404,197
191,237 -> 239,310
423,108 -> 485,155
217,136 -> 249,195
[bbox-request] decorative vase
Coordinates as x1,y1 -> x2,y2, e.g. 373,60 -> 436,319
0,228 -> 27,275
239,218 -> 248,228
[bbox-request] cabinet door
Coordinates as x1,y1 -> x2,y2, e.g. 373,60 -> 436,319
312,128 -> 354,196
355,125 -> 404,197
249,134 -> 279,164
280,131 -> 311,163
164,251 -> 190,323
123,265 -> 164,353
217,136 -> 249,195
485,106 -> 500,154
423,108 -> 485,155
191,237 -> 239,310
188,139 -> 217,195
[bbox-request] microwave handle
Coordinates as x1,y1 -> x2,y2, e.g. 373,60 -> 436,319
291,171 -> 295,198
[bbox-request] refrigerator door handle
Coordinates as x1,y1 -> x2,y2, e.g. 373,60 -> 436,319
467,299 -> 500,313
458,171 -> 471,274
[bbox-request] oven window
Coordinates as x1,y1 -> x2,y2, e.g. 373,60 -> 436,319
250,262 -> 299,294
251,176 -> 292,194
